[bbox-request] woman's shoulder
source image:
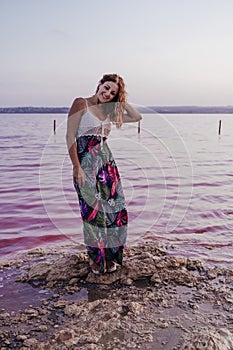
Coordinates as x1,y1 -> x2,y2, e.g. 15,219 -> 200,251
68,97 -> 86,116
72,97 -> 87,110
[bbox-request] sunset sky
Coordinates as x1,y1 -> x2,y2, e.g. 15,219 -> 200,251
1,0 -> 233,107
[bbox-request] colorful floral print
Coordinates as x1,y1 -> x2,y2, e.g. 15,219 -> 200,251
74,135 -> 127,273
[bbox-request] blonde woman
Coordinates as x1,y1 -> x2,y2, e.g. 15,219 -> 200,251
66,74 -> 142,274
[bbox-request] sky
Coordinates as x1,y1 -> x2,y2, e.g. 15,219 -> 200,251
0,0 -> 233,107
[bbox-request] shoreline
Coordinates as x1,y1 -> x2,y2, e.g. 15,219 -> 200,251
1,242 -> 233,349
1,106 -> 233,114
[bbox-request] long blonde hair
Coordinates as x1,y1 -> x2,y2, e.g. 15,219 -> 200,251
96,73 -> 127,128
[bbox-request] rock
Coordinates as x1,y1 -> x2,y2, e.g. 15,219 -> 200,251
24,308 -> 39,317
122,278 -> 133,286
64,303 -> 84,317
27,262 -> 51,281
150,274 -> 161,284
26,247 -> 47,257
16,334 -> 28,341
0,311 -> 10,319
76,266 -> 90,278
88,299 -> 105,312
2,241 -> 233,350
180,327 -> 233,350
166,257 -> 187,269
52,293 -> 60,298
26,255 -> 89,284
86,268 -> 123,284
207,268 -> 219,279
127,302 -> 144,315
20,242 -> 168,287
69,278 -> 79,285
53,300 -> 68,308
54,328 -> 76,342
23,338 -> 40,347
186,259 -> 204,272
38,325 -> 48,332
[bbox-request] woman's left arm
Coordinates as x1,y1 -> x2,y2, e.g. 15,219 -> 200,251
122,102 -> 142,123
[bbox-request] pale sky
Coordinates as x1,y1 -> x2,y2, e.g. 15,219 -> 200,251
0,0 -> 233,107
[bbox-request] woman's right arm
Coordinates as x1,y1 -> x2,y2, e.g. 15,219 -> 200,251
66,98 -> 86,186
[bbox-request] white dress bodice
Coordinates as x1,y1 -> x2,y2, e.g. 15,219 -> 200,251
76,99 -> 111,138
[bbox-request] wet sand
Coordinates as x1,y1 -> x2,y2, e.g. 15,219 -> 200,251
1,242 -> 233,349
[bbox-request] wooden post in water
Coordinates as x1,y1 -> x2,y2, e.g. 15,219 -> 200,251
53,119 -> 56,134
218,120 -> 222,135
138,120 -> 141,134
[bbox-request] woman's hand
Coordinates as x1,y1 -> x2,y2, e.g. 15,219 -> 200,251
73,165 -> 86,187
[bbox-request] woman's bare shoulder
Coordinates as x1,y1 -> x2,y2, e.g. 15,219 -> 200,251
68,97 -> 86,117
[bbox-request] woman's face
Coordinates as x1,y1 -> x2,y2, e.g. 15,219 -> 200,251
97,81 -> 119,103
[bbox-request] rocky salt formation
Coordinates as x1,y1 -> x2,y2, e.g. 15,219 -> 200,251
1,242 -> 233,349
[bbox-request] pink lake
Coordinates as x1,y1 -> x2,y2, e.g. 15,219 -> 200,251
1,113 -> 233,267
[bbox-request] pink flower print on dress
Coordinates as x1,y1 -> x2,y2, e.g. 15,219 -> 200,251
88,138 -> 100,157
107,163 -> 119,196
116,209 -> 128,227
87,202 -> 99,221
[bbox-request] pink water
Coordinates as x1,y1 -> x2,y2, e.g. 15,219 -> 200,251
1,113 -> 233,266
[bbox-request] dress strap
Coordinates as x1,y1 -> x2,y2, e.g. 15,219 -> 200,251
84,98 -> 89,111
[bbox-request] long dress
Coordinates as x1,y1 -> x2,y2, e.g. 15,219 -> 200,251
73,99 -> 128,273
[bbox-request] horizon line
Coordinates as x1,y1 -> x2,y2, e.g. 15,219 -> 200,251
0,104 -> 233,109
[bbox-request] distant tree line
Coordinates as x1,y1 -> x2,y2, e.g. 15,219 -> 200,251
0,106 -> 233,114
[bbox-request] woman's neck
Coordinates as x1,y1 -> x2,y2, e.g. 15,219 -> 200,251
87,95 -> 99,105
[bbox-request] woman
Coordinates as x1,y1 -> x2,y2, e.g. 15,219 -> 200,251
66,73 -> 142,274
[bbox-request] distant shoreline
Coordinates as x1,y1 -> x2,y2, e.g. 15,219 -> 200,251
0,106 -> 233,114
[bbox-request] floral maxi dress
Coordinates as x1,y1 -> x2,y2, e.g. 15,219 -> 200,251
73,100 -> 128,273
